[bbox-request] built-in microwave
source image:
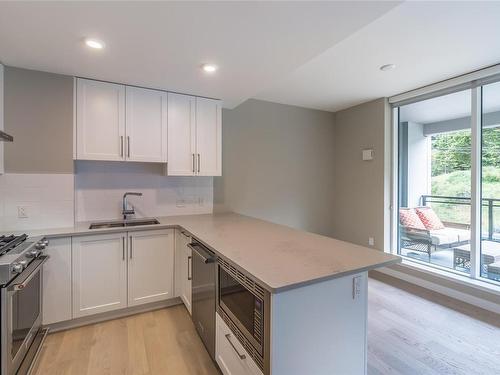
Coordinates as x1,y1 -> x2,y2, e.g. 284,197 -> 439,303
217,258 -> 270,373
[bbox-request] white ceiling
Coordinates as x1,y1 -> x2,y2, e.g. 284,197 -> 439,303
0,1 -> 399,109
256,1 -> 500,112
1,2 -> 499,113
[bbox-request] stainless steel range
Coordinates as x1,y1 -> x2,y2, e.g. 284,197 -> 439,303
0,234 -> 50,375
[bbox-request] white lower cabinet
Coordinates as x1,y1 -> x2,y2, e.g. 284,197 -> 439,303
42,237 -> 72,325
72,233 -> 128,318
216,313 -> 263,375
175,229 -> 192,314
128,229 -> 174,306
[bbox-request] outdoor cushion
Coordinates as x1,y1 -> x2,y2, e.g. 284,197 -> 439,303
407,227 -> 470,246
399,208 -> 426,230
415,206 -> 445,230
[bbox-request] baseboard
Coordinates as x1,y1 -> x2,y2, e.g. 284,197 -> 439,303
46,298 -> 184,333
376,267 -> 500,315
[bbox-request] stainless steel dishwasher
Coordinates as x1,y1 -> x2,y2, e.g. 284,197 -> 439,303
188,240 -> 216,360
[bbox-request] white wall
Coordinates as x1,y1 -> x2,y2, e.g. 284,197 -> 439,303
407,121 -> 430,207
0,173 -> 74,231
75,161 -> 213,222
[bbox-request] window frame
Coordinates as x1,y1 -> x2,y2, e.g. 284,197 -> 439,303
390,67 -> 500,288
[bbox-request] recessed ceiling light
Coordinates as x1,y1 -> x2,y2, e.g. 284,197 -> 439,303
84,38 -> 105,49
380,64 -> 396,72
201,64 -> 218,73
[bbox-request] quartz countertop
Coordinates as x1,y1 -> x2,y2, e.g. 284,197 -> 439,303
3,213 -> 400,293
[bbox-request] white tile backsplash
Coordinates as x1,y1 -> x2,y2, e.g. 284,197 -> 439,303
74,161 -> 213,222
0,173 -> 74,231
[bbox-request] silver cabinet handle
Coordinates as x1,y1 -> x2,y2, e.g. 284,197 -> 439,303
129,236 -> 133,259
127,136 -> 131,157
120,136 -> 124,157
187,255 -> 192,280
197,153 -> 200,173
122,238 -> 125,260
192,153 -> 195,173
225,334 -> 246,360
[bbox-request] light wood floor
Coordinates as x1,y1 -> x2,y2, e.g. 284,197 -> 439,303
35,278 -> 499,375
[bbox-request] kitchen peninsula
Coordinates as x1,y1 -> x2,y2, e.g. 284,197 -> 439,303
22,212 -> 400,375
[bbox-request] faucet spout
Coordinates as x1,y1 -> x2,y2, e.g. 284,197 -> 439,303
122,192 -> 143,220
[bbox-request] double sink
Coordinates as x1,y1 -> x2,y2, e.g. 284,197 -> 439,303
89,218 -> 160,230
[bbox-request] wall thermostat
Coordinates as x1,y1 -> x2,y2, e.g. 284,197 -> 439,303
362,149 -> 374,161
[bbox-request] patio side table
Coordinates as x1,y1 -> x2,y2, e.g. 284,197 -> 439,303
453,241 -> 500,273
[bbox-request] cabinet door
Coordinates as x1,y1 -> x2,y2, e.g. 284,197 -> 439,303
128,229 -> 174,306
72,233 -> 127,318
42,237 -> 72,325
167,93 -> 196,175
216,314 -> 263,375
180,231 -> 192,314
76,79 -> 126,161
125,86 -> 167,162
196,97 -> 222,176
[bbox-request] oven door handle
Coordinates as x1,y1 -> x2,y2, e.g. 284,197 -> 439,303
8,255 -> 49,292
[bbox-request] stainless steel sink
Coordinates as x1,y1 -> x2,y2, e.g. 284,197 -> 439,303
89,218 -> 160,230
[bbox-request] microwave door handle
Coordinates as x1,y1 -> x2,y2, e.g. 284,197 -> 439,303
8,255 -> 49,291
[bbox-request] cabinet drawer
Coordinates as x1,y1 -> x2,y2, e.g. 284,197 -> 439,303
216,314 -> 263,375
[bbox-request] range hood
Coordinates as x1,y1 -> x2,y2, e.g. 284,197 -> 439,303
0,130 -> 13,142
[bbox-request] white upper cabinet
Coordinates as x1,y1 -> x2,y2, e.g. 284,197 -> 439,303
75,78 -> 222,174
128,229 -> 174,307
76,79 -> 126,161
196,97 -> 222,176
125,86 -> 167,162
167,93 -> 196,175
167,95 -> 222,176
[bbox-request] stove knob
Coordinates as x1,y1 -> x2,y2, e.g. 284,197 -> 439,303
36,243 -> 46,250
19,260 -> 28,267
26,250 -> 40,258
12,263 -> 23,274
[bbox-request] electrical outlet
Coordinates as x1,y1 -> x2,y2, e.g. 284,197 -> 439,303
17,206 -> 29,219
368,237 -> 375,246
352,276 -> 362,299
198,197 -> 204,206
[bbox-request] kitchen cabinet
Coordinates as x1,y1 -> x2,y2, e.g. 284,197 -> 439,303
216,313 -> 263,375
167,95 -> 222,176
175,229 -> 192,314
167,93 -> 196,175
76,79 -> 167,163
125,86 -> 167,162
128,229 -> 174,306
72,233 -> 127,318
196,97 -> 222,176
42,237 -> 72,325
76,78 -> 126,161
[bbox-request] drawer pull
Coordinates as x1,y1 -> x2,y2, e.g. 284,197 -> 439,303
225,333 -> 246,360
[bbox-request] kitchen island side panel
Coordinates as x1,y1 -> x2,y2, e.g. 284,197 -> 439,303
270,272 -> 368,375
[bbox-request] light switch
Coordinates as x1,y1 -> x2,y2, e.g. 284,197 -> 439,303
352,276 -> 362,299
362,149 -> 374,161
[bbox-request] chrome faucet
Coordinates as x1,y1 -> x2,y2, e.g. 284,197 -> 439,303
122,192 -> 143,220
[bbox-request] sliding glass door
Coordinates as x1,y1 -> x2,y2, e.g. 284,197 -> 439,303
395,80 -> 500,285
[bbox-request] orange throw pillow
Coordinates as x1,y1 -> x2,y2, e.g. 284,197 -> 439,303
399,208 -> 426,230
415,207 -> 445,230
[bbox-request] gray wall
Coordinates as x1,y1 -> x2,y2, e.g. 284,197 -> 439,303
4,66 -> 73,173
332,98 -> 391,251
214,99 -> 336,237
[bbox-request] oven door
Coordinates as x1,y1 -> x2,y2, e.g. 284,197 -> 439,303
1,255 -> 48,375
218,265 -> 264,356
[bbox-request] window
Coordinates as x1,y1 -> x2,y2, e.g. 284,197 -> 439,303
394,81 -> 500,285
